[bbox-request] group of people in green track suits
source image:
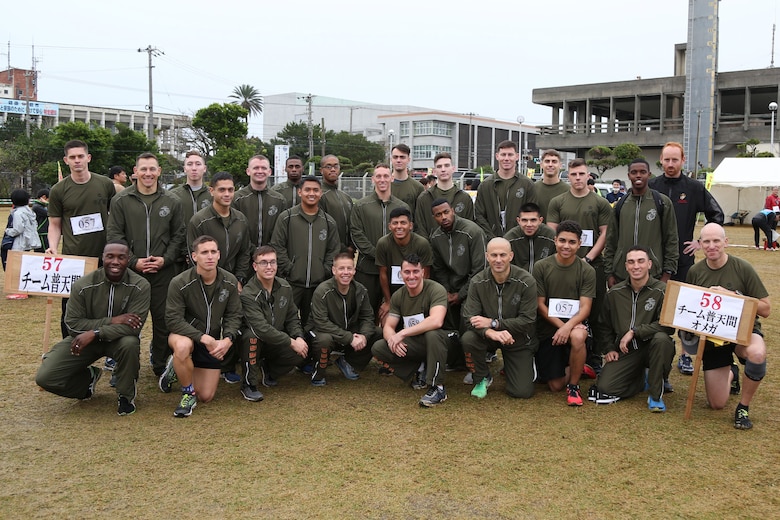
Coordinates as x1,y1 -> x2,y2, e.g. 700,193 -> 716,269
35,139 -> 769,430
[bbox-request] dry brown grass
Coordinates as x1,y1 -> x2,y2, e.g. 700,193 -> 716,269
1,209 -> 779,519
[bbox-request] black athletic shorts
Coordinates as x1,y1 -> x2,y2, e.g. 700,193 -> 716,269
192,341 -> 222,370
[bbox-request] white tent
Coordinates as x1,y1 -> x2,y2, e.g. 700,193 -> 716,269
710,158 -> 780,219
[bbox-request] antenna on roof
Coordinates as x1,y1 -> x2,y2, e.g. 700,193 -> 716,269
772,23 -> 776,68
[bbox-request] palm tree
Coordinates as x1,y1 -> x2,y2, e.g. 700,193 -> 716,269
229,84 -> 264,122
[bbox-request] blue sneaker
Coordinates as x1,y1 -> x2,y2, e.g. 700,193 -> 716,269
221,371 -> 241,384
335,356 -> 360,380
104,357 -> 117,371
648,395 -> 666,413
419,386 -> 447,407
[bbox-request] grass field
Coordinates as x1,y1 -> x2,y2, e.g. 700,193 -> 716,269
1,210 -> 778,518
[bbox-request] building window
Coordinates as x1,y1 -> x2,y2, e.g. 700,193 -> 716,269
399,121 -> 409,137
413,120 -> 453,137
412,145 -> 453,160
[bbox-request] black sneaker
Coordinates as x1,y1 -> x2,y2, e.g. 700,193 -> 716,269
117,395 -> 136,416
261,363 -> 278,388
486,352 -> 498,363
174,393 -> 197,418
734,406 -> 752,430
158,355 -> 178,393
104,357 -> 117,371
241,385 -> 264,402
730,364 -> 741,395
83,366 -> 102,399
411,370 -> 427,390
419,386 -> 447,407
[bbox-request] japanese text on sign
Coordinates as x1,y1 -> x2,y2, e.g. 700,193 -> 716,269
19,255 -> 87,297
673,285 -> 744,342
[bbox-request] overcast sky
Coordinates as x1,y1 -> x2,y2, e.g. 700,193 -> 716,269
4,0 -> 778,138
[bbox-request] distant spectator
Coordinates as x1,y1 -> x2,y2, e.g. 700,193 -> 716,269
5,189 -> 41,253
752,209 -> 777,250
32,188 -> 50,252
765,186 -> 780,212
109,166 -> 128,193
606,179 -> 625,204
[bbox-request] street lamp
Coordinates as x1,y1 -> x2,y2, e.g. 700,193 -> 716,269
770,102 -> 778,156
387,129 -> 395,162
516,116 -> 526,175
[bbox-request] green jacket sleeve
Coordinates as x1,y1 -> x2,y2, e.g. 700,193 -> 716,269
165,277 -> 204,343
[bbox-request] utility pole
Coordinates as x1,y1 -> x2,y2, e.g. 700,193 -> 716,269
321,117 -> 326,158
301,93 -> 314,159
138,45 -> 164,142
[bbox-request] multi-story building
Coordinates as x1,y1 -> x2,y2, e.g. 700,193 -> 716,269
263,92 -> 537,171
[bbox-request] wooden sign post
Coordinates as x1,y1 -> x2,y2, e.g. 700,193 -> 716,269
3,251 -> 99,355
660,280 -> 758,419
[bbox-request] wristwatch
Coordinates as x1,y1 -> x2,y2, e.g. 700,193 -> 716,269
490,319 -> 499,329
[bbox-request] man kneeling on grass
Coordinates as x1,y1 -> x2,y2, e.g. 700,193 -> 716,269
371,254 -> 449,407
589,246 -> 674,412
161,235 -> 242,417
36,241 -> 150,416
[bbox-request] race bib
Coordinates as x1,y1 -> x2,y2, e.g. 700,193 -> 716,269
70,213 -> 104,236
390,265 -> 403,285
580,229 -> 594,247
403,313 -> 425,329
548,298 -> 580,319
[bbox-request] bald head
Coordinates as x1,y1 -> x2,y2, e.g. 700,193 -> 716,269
700,222 -> 726,241
487,237 -> 511,253
486,237 -> 513,278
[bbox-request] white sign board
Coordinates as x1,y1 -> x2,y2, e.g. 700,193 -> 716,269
4,251 -> 99,298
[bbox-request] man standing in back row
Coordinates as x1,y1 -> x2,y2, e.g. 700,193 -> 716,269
390,144 -> 424,217
474,140 -> 536,239
648,142 -> 723,376
233,155 -> 288,251
47,140 -> 116,338
107,152 -> 185,377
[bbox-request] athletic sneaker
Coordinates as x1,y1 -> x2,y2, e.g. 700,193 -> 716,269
411,370 -> 427,390
647,395 -> 666,413
582,364 -> 597,379
566,384 -> 583,406
486,352 -> 498,363
174,393 -> 197,418
677,353 -> 694,375
298,362 -> 315,375
471,376 -> 493,399
84,366 -> 102,399
463,372 -> 474,385
158,356 -> 178,393
730,364 -> 741,395
117,395 -> 136,416
221,371 -> 241,384
260,362 -> 278,388
419,386 -> 447,407
335,356 -> 360,380
663,379 -> 674,393
104,357 -> 116,371
311,376 -> 327,387
241,385 -> 264,402
734,407 -> 752,430
378,363 -> 394,376
587,385 -> 620,404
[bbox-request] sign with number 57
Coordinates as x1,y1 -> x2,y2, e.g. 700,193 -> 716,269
3,251 -> 99,298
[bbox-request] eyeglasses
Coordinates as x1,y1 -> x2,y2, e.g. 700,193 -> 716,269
254,260 -> 277,267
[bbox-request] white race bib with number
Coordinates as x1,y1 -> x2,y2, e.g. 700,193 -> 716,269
403,313 -> 425,329
390,265 -> 403,285
548,298 -> 580,319
70,213 -> 104,236
580,229 -> 594,248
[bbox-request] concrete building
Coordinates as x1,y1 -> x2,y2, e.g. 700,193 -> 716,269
533,33 -> 780,171
263,92 -> 538,171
